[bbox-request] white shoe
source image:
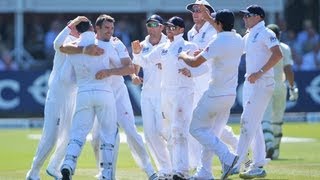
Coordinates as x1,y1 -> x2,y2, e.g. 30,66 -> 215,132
26,170 -> 40,180
46,166 -> 63,179
158,173 -> 172,180
243,159 -> 252,172
221,155 -> 239,180
239,166 -> 266,179
94,172 -> 102,179
191,167 -> 214,180
149,173 -> 159,180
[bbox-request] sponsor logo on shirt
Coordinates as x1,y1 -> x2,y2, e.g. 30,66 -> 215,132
270,36 -> 277,43
161,49 -> 168,55
200,32 -> 206,43
142,47 -> 149,53
252,33 -> 259,43
177,47 -> 183,56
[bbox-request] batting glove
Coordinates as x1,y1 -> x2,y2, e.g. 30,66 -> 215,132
289,85 -> 299,101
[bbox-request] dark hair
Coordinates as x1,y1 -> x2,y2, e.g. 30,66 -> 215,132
220,22 -> 233,31
95,14 -> 115,28
212,9 -> 234,31
75,21 -> 91,33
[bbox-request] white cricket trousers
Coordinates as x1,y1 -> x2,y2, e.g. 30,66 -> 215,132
141,90 -> 171,175
47,89 -> 77,172
190,91 -> 237,171
28,85 -> 75,175
62,90 -> 117,179
162,87 -> 194,176
236,78 -> 275,168
191,89 -> 238,171
91,83 -> 155,177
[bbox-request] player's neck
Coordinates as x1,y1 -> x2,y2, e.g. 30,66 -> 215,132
195,21 -> 205,32
149,35 -> 161,46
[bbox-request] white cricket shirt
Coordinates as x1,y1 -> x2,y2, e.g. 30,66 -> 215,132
188,22 -> 216,94
201,31 -> 244,96
244,21 -> 279,78
48,26 -> 77,88
134,34 -> 198,89
133,33 -> 167,91
67,31 -> 113,92
108,37 -> 131,87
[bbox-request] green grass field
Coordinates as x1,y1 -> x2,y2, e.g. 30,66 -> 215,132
0,122 -> 319,179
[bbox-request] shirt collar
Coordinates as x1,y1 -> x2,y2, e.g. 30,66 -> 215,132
249,21 -> 265,33
172,33 -> 184,43
145,33 -> 167,46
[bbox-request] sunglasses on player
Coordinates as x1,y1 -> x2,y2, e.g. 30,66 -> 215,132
166,26 -> 178,31
191,6 -> 201,13
244,13 -> 258,18
146,22 -> 160,28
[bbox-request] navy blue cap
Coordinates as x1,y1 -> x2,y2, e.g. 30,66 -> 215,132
146,14 -> 164,24
240,5 -> 265,18
164,16 -> 185,28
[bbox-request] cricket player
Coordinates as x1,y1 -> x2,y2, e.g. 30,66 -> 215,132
262,24 -> 298,160
185,1 -> 240,176
179,9 -> 243,180
133,16 -> 208,179
60,20 -> 119,180
131,14 -> 172,179
91,14 -> 158,180
26,16 -> 87,180
233,5 -> 283,179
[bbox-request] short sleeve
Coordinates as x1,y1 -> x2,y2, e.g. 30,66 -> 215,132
200,39 -> 218,61
263,29 -> 279,49
112,37 -> 130,59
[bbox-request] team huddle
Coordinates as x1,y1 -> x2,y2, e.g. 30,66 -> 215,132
26,0 -> 298,180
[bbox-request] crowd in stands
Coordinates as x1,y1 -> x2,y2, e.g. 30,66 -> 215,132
0,14 -> 319,72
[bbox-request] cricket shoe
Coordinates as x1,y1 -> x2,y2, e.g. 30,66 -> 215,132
26,170 -> 40,180
158,173 -> 172,180
191,167 -> 214,180
61,165 -> 72,180
172,172 -> 188,180
244,159 -> 252,172
46,166 -> 63,180
149,173 -> 159,180
94,172 -> 102,179
221,155 -> 239,180
239,166 -> 266,179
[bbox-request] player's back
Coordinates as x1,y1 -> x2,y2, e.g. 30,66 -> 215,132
68,31 -> 112,91
206,31 -> 244,95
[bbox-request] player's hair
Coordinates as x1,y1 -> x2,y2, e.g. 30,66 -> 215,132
75,21 -> 92,33
215,20 -> 233,31
95,14 -> 115,28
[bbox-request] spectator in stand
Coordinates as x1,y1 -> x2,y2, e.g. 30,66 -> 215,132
115,18 -> 132,54
24,17 -> 46,60
299,41 -> 320,71
0,45 -> 18,71
295,20 -> 319,55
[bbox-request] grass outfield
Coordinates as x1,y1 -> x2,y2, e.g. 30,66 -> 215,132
0,122 -> 319,179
